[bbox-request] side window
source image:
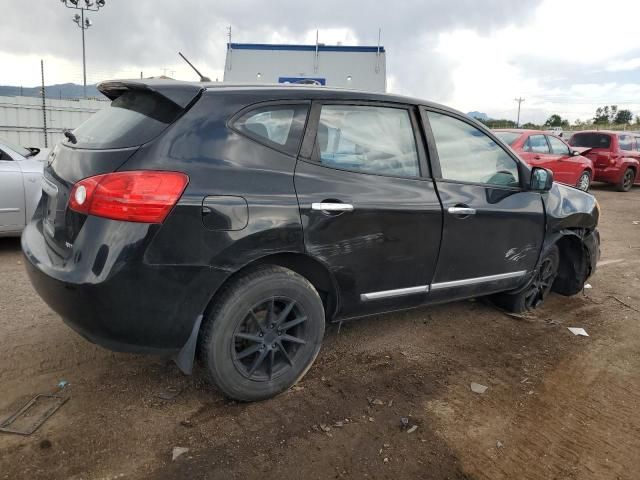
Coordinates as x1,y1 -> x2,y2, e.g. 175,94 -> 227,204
619,135 -> 633,151
427,112 -> 520,188
525,135 -> 550,154
0,149 -> 11,161
635,137 -> 640,151
313,105 -> 420,177
233,104 -> 308,156
547,136 -> 571,155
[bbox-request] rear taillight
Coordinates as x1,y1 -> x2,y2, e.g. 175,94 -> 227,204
69,171 -> 189,223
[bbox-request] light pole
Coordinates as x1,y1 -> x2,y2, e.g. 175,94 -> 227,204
60,0 -> 107,98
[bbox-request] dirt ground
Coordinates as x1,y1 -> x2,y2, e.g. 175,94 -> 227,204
1,183 -> 639,480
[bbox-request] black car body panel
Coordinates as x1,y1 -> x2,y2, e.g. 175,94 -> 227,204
22,81 -> 601,362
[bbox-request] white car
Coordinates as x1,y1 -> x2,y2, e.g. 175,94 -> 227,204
0,139 -> 46,236
546,127 -> 564,137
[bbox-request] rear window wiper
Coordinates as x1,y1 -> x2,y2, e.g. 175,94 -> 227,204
63,129 -> 77,144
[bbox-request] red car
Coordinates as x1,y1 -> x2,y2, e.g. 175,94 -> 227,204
568,131 -> 640,192
494,129 -> 594,191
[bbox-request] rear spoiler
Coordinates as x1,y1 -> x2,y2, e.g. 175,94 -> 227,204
98,79 -> 204,109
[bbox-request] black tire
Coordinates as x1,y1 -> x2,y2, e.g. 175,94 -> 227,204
617,168 -> 635,192
198,266 -> 325,402
491,245 -> 560,314
576,170 -> 591,192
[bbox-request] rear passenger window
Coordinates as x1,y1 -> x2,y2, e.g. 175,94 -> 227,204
547,136 -> 571,155
233,104 -> 308,156
313,105 -> 420,177
619,135 -> 633,151
525,135 -> 550,154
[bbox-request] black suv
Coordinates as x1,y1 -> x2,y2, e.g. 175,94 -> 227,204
23,80 -> 600,401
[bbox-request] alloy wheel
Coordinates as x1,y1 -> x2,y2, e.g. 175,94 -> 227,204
577,172 -> 590,191
232,297 -> 308,381
523,257 -> 556,309
623,170 -> 634,190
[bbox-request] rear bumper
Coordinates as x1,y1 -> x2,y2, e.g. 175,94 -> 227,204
21,219 -> 225,354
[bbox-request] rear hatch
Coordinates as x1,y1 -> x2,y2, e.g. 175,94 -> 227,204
569,133 -> 612,167
39,80 -> 203,256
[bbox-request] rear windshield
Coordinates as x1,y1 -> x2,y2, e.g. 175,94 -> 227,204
569,133 -> 611,149
64,90 -> 183,149
493,131 -> 520,146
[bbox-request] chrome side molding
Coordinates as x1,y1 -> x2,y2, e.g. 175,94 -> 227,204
431,270 -> 527,290
361,285 -> 429,301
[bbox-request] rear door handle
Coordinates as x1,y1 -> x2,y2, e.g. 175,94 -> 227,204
312,202 -> 354,212
447,206 -> 476,216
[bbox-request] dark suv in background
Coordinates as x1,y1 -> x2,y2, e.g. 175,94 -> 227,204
569,130 -> 640,191
22,80 -> 600,401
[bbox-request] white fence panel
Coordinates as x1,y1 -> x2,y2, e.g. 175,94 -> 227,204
0,95 -> 108,149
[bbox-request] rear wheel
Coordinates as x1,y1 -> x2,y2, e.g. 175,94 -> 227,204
617,168 -> 635,192
198,266 -> 325,401
491,245 -> 560,313
576,170 -> 591,192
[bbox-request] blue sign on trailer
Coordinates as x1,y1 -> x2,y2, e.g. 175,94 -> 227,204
278,77 -> 326,85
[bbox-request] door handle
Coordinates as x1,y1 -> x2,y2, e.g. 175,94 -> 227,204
534,155 -> 542,160
312,202 -> 354,212
447,206 -> 476,216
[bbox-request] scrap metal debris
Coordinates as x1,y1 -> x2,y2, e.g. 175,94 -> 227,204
0,394 -> 69,435
172,447 -> 189,461
470,383 -> 488,394
400,417 -> 410,430
568,327 -> 589,337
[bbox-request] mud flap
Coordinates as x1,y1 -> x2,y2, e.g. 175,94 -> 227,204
173,315 -> 202,375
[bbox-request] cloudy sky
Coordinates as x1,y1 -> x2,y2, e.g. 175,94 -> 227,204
2,0 -> 640,124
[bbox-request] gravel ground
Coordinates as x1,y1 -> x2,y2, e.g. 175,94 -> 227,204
1,183 -> 639,480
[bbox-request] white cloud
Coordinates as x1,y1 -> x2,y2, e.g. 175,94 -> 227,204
433,0 -> 640,123
606,58 -> 640,72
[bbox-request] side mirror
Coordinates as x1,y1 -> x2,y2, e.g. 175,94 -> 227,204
530,167 -> 554,191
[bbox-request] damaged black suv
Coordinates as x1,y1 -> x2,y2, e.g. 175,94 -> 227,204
22,80 -> 600,401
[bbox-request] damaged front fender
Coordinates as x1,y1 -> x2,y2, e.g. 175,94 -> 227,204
544,183 -> 599,233
542,183 -> 601,295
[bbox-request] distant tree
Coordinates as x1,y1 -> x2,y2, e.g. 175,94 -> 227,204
544,114 -> 570,128
478,118 -> 517,128
610,105 -> 618,122
635,115 -> 640,125
521,122 -> 541,129
614,109 -> 633,124
594,107 -> 608,125
594,105 -> 620,124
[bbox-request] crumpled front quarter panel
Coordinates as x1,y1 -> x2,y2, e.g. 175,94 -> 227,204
544,183 -> 599,232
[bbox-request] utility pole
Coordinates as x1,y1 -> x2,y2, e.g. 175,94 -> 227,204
41,60 -> 48,148
514,97 -> 525,127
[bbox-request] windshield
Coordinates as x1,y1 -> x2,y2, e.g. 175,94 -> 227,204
0,138 -> 32,158
569,133 -> 611,149
493,131 -> 521,146
64,90 -> 183,149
